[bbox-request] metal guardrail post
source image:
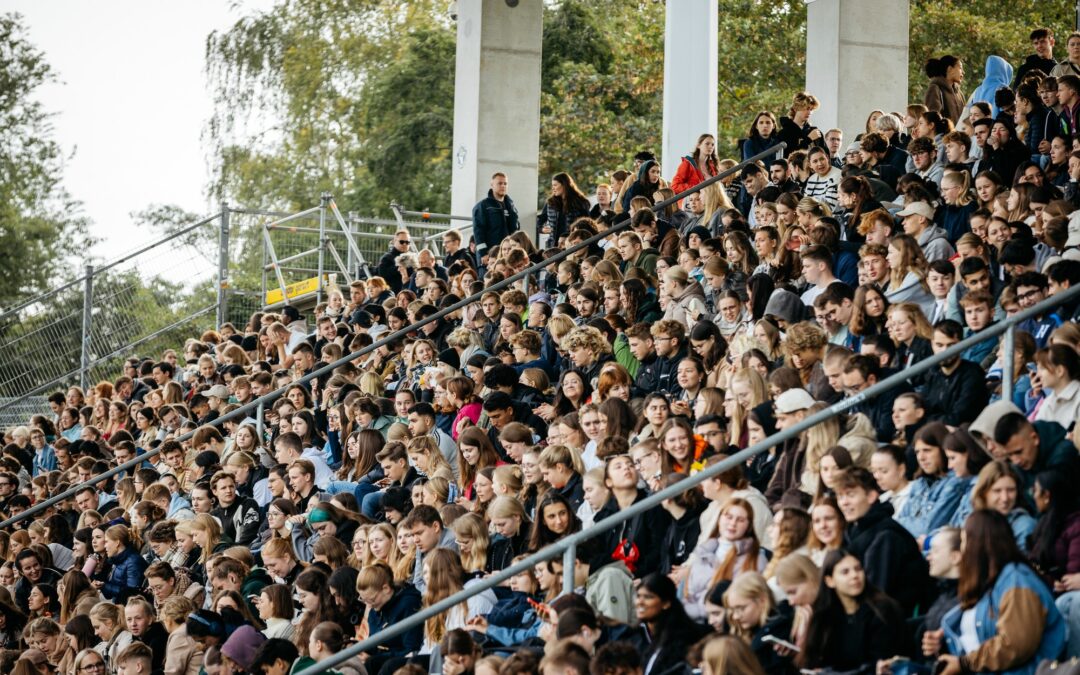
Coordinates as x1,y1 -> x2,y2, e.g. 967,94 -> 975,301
1003,324 -> 1016,404
217,205 -> 230,327
256,401 -> 264,442
562,541 -> 576,596
317,193 -> 330,305
80,264 -> 93,391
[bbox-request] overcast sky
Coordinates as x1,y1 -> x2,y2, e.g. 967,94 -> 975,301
8,1 -> 275,261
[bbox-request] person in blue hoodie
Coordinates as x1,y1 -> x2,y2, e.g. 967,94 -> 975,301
970,461 -> 1037,552
967,55 -> 1015,118
937,510 -> 1064,675
897,423 -> 968,541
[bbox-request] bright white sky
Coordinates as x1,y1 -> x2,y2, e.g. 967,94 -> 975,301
7,1 -> 275,262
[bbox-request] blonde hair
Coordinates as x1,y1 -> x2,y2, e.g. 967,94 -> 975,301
450,513 -> 490,573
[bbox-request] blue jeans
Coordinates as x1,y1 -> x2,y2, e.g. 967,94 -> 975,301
1058,591 -> 1080,657
326,480 -> 357,496
353,482 -> 384,519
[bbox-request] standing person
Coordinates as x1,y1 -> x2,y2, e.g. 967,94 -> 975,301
923,55 -> 965,124
742,111 -> 784,161
1014,28 -> 1058,88
671,134 -> 719,198
542,173 -> 592,248
937,510 -> 1065,675
777,92 -> 826,157
472,172 -> 519,271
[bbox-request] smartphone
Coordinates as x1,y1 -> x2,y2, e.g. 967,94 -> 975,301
762,635 -> 800,652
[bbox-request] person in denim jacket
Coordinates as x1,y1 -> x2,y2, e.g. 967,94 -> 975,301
897,423 -> 967,540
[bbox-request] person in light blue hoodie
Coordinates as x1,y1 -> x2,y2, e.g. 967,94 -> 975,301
897,422 -> 967,541
967,55 -> 1015,118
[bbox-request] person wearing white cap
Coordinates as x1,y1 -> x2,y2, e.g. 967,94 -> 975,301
897,201 -> 955,262
763,387 -> 818,505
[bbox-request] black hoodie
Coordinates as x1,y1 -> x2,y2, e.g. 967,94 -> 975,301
844,500 -> 931,615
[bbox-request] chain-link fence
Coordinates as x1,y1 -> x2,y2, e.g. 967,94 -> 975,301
0,397 -> 52,430
0,210 -> 229,417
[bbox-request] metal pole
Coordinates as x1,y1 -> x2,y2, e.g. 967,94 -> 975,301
317,193 -> 329,305
80,264 -> 93,391
217,204 -> 230,327
562,542 -> 576,596
256,401 -> 264,443
261,216 -> 268,309
1003,324 -> 1016,405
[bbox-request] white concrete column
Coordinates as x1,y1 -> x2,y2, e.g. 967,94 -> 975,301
451,0 -> 543,240
661,0 -> 718,181
805,0 -> 909,147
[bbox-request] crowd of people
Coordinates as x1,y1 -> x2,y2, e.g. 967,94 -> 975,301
5,23 -> 1080,675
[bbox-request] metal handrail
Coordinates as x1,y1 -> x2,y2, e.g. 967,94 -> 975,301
0,142 -> 785,531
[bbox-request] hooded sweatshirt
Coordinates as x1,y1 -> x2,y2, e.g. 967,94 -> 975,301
916,224 -> 955,263
969,56 -> 1015,117
885,271 -> 936,319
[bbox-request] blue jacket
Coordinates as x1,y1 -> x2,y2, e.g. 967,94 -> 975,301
897,473 -> 969,538
366,584 -> 423,660
33,445 -> 57,476
936,202 -> 975,245
969,56 -> 1015,117
1009,509 -> 1037,553
942,563 -> 1064,675
103,547 -> 148,602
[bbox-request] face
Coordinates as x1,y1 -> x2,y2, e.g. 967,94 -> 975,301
887,309 -> 916,343
826,555 -> 866,599
126,605 -> 151,636
474,472 -> 494,502
663,425 -> 691,462
718,505 -> 750,541
835,484 -> 874,523
543,502 -> 571,535
987,475 -> 1018,515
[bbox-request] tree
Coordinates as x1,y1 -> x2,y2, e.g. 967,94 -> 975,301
0,13 -> 91,305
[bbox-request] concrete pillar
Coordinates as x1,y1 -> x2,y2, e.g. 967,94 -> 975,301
805,0 -> 909,147
661,0 -> 717,182
451,0 -> 543,240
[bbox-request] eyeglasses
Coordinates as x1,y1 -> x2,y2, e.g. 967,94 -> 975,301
398,240 -> 410,246
80,664 -> 106,673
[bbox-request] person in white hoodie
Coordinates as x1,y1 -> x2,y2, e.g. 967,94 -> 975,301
897,201 -> 955,262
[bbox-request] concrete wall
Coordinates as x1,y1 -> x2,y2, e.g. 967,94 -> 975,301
661,0 -> 718,181
450,0 -> 543,239
805,0 -> 909,148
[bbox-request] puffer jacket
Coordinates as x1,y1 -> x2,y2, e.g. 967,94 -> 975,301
102,547 -> 148,602
942,563 -> 1065,675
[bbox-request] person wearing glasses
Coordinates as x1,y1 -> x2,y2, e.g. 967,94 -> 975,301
72,649 -> 107,675
377,228 -> 414,293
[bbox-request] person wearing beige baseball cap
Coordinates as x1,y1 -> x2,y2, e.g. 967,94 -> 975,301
897,201 -> 954,262
661,265 -> 708,331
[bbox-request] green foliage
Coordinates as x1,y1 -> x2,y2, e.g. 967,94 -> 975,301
0,13 -> 91,305
908,0 -> 1074,102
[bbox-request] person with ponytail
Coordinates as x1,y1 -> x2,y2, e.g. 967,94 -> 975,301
923,55 -> 965,123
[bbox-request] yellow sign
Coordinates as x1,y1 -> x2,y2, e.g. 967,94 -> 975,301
265,276 -> 323,305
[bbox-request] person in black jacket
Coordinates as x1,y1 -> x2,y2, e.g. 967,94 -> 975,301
210,471 -> 262,547
543,172 -> 592,247
1012,28 -> 1058,89
594,456 -> 672,579
920,320 -> 989,426
985,118 -> 1031,187
634,321 -> 687,399
835,467 -> 931,616
471,173 -> 519,269
776,91 -> 827,157
357,563 -> 423,675
633,574 -> 711,675
376,230 -> 413,293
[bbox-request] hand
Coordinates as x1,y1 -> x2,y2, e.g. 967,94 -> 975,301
1056,573 -> 1080,592
1029,371 -> 1044,398
668,565 -> 688,586
481,255 -> 490,266
288,514 -> 307,525
467,615 -> 488,634
671,400 -> 691,416
454,416 -> 473,437
922,628 -> 944,657
936,655 -> 962,675
533,403 -> 556,422
92,580 -> 104,589
808,128 -> 823,141
1038,139 -> 1052,154
875,659 -> 893,675
456,496 -> 476,511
